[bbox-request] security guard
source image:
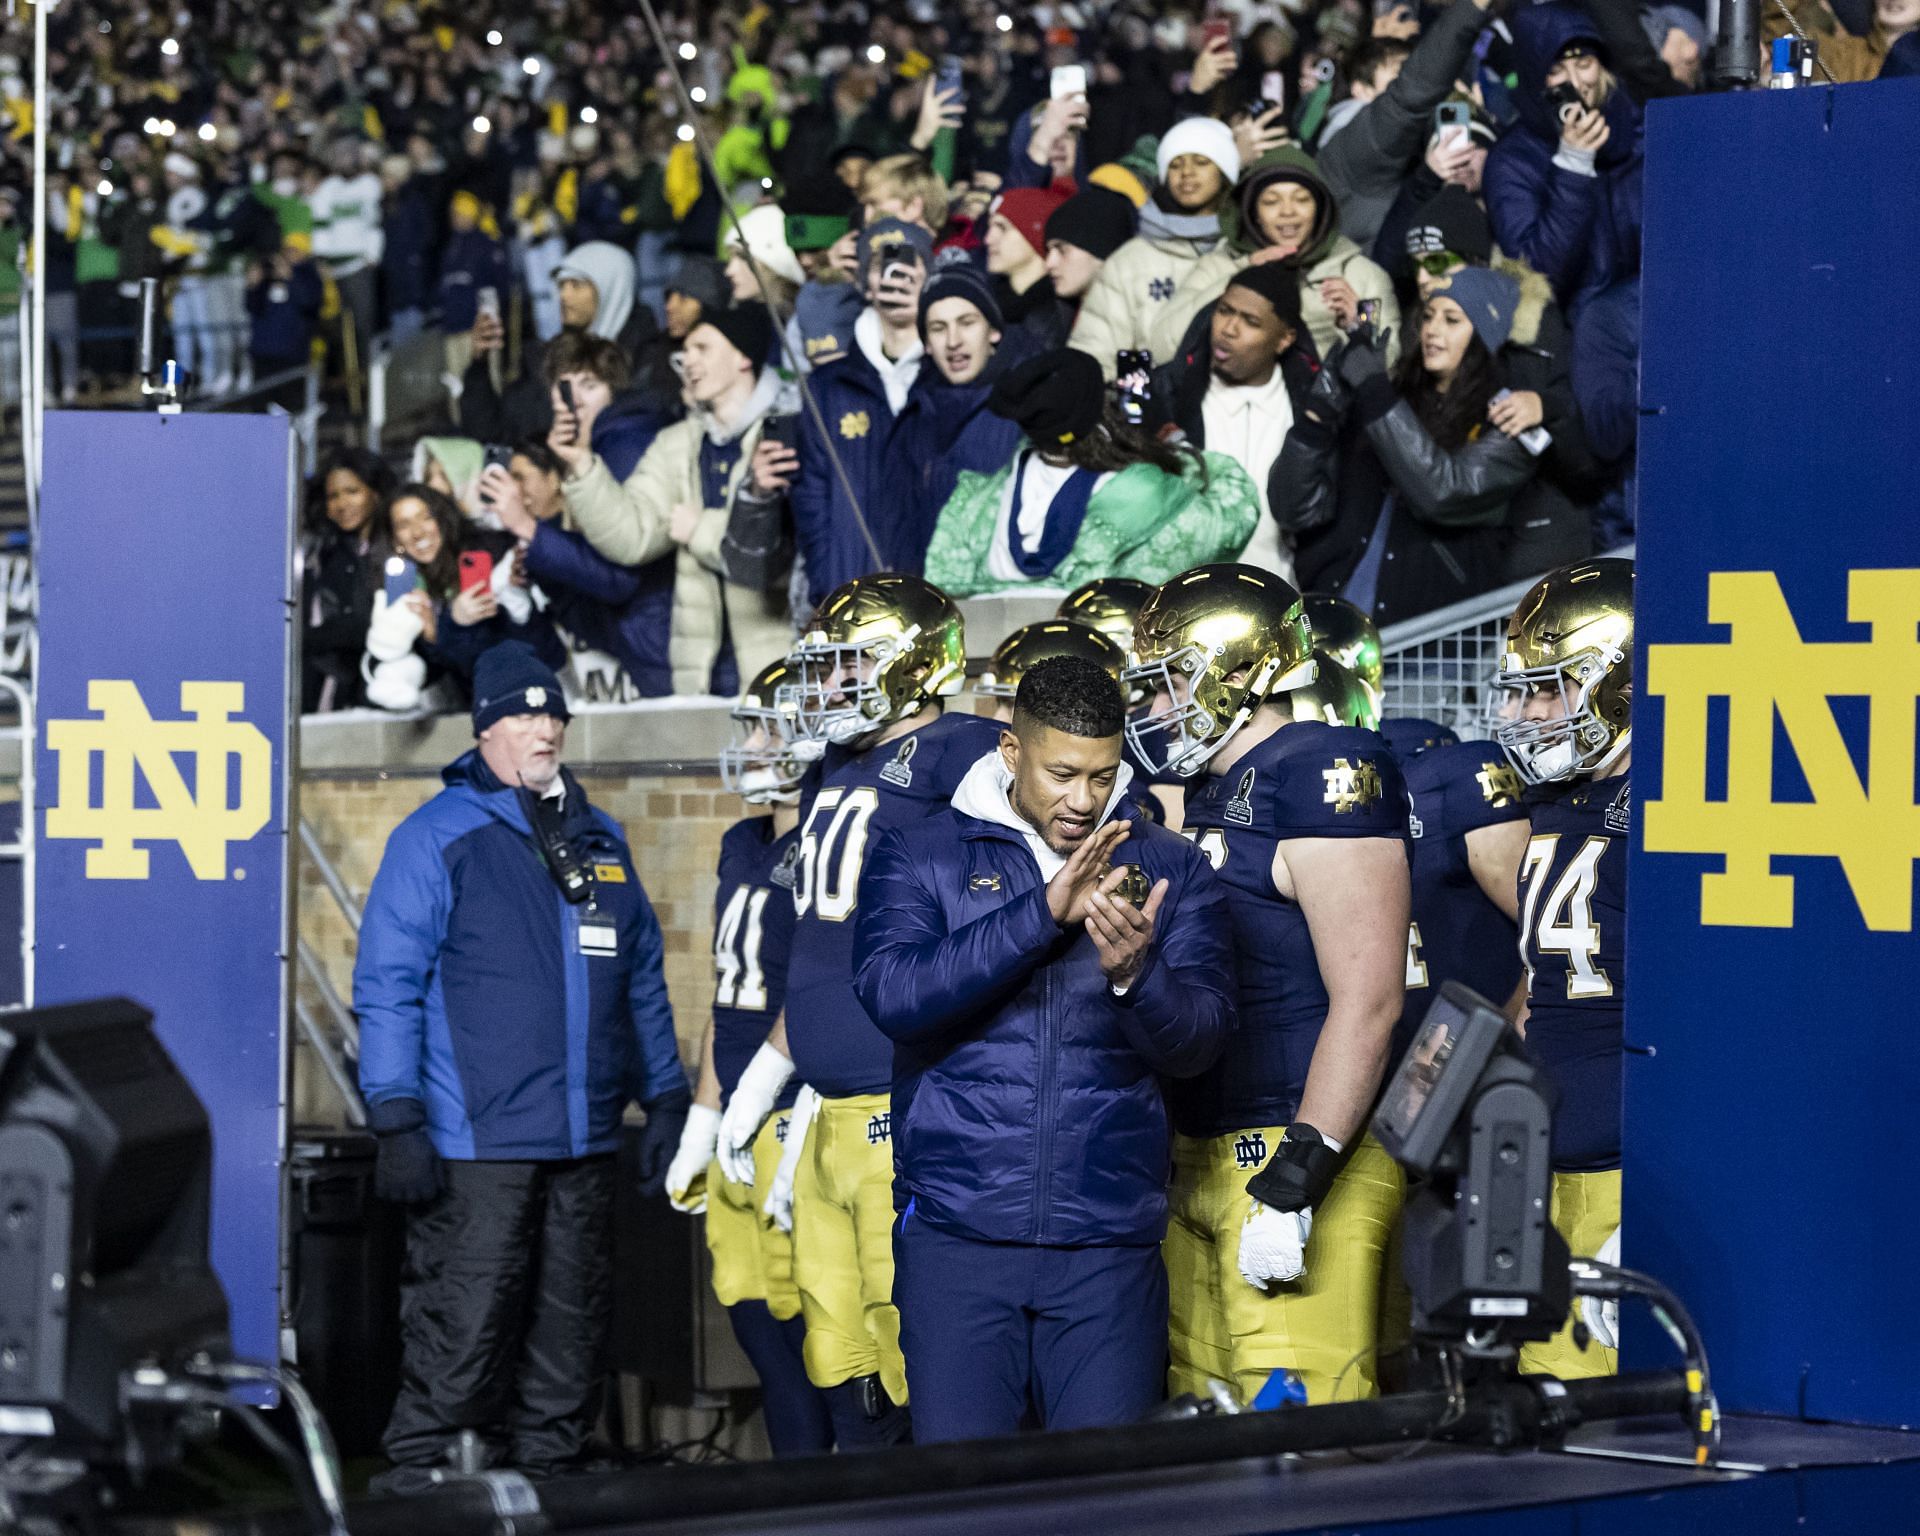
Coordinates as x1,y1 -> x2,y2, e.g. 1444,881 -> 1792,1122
355,642 -> 688,1491
1125,566 -> 1412,1406
856,656 -> 1233,1441
664,658 -> 834,1455
1492,558 -> 1634,1378
781,574 -> 1004,1446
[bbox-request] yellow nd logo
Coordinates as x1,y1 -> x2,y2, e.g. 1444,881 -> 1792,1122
1645,570 -> 1920,932
46,680 -> 272,880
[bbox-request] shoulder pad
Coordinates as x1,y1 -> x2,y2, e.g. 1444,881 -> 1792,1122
1256,723 -> 1410,839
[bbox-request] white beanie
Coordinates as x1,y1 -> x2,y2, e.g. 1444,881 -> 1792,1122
1156,116 -> 1242,187
726,203 -> 805,288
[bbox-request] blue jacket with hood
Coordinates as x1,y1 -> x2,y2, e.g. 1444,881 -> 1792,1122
1484,3 -> 1644,319
354,751 -> 685,1159
853,754 -> 1235,1247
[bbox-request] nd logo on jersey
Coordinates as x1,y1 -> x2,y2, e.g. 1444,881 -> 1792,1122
45,680 -> 271,880
1644,569 -> 1920,932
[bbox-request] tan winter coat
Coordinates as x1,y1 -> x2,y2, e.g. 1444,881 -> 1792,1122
1069,223 -> 1227,380
564,371 -> 792,695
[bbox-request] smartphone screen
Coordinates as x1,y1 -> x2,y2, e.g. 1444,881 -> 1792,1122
1199,19 -> 1232,50
936,55 -> 965,101
477,286 -> 500,322
1050,63 -> 1088,100
384,555 -> 417,606
458,550 -> 494,594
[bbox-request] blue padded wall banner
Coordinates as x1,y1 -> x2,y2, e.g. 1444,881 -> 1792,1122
1630,79 -> 1920,1425
35,411 -> 296,1372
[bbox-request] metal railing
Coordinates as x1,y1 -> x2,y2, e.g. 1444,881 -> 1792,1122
0,672 -> 34,1010
1376,547 -> 1635,737
296,816 -> 366,1124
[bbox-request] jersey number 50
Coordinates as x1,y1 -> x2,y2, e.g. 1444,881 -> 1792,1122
795,787 -> 880,922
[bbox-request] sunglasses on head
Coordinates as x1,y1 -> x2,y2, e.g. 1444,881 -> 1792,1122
1417,251 -> 1465,276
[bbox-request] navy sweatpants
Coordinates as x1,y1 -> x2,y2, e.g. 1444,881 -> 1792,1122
893,1211 -> 1168,1443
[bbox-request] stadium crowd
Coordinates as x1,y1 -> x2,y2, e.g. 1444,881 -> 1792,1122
5,0 -> 1911,712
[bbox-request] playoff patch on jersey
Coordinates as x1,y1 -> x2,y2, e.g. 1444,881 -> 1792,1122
880,735 -> 918,788
1225,767 -> 1257,826
1605,780 -> 1632,834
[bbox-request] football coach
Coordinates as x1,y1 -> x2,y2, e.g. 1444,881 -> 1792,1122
853,655 -> 1235,1442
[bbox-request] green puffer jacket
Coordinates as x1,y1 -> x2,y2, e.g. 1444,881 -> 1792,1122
923,449 -> 1261,597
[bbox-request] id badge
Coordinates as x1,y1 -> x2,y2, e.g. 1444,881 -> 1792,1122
579,906 -> 618,957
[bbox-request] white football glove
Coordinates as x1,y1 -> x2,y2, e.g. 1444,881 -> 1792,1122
719,1044 -> 796,1186
1581,1225 -> 1622,1351
763,1085 -> 820,1235
1238,1202 -> 1314,1289
664,1104 -> 721,1214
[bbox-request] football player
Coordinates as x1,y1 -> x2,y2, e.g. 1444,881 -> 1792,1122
779,573 -> 1004,1445
975,620 -> 1128,725
1493,557 -> 1633,1380
1125,565 -> 1412,1405
1302,593 -> 1385,714
664,659 -> 834,1455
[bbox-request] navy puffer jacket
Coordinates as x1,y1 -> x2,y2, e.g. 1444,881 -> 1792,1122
854,796 -> 1235,1247
1484,3 -> 1644,319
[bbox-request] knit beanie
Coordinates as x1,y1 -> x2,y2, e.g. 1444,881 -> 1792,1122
992,185 -> 1073,260
1404,185 -> 1493,266
1155,116 -> 1243,186
782,171 -> 858,253
1224,261 -> 1305,331
1043,187 -> 1137,260
918,252 -> 1004,335
666,254 -> 728,315
988,348 -> 1106,447
698,301 -> 775,375
1434,267 -> 1522,354
725,203 -> 805,286
473,641 -> 571,735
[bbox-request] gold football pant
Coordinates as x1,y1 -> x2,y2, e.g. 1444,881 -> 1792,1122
704,1108 -> 800,1321
1519,1169 -> 1621,1380
1165,1128 -> 1405,1405
789,1091 -> 908,1404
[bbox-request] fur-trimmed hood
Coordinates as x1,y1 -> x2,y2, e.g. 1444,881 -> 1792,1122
1493,256 -> 1556,351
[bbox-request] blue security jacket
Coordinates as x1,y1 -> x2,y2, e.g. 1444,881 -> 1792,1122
853,797 -> 1236,1247
354,752 -> 685,1160
1484,4 -> 1643,319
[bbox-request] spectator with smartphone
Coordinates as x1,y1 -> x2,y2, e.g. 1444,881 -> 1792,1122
985,186 -> 1076,347
1156,145 -> 1400,368
1314,0 -> 1499,247
1069,117 -> 1242,378
552,303 -> 792,696
437,192 -> 511,405
923,347 -> 1260,596
1483,6 -> 1645,318
1271,269 -> 1565,626
302,447 -> 397,713
1144,265 -> 1323,580
1371,115 -> 1498,296
245,230 -> 326,377
781,219 -> 935,605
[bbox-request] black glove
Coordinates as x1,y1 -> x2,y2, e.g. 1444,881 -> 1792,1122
1333,324 -> 1391,390
369,1098 -> 445,1206
634,1086 -> 693,1198
1245,1123 -> 1341,1214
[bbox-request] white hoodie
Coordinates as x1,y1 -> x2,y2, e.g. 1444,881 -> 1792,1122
950,748 -> 1134,881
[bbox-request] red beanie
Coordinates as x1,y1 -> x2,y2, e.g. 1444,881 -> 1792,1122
992,184 -> 1075,260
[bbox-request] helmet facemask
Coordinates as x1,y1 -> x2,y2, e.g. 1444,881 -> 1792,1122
787,626 -> 926,748
1494,647 -> 1630,785
719,706 -> 807,804
1123,647 -> 1316,779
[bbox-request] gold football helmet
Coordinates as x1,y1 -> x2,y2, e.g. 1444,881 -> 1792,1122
1494,558 -> 1634,784
1286,651 -> 1380,729
1056,577 -> 1154,647
976,620 -> 1127,702
720,657 -> 809,803
1304,593 -> 1384,693
787,573 -> 966,747
1121,564 -> 1317,777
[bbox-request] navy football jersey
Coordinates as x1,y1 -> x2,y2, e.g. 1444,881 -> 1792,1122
785,710 -> 1007,1098
1176,721 -> 1412,1138
711,816 -> 801,1110
1396,742 -> 1527,1066
1518,773 -> 1630,1173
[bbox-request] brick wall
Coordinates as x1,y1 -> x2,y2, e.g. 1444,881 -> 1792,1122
295,770 -> 749,1128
